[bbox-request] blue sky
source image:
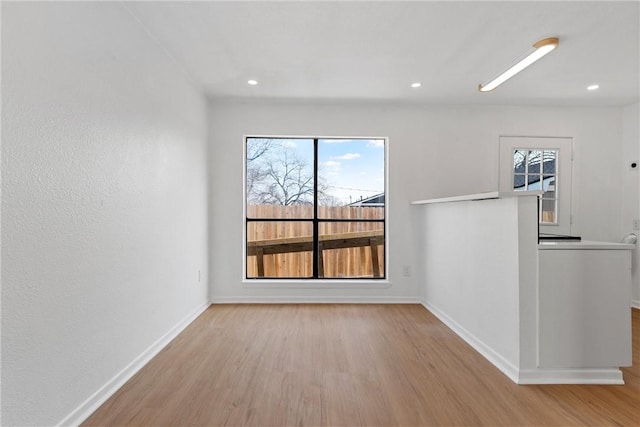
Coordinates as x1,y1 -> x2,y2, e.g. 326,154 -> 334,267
247,137 -> 385,206
318,139 -> 385,205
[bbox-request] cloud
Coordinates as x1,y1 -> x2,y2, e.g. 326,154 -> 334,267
333,153 -> 361,160
322,160 -> 341,168
320,139 -> 352,144
367,139 -> 385,148
280,140 -> 298,148
321,160 -> 341,177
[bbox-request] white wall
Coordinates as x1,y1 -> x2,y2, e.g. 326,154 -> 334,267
209,100 -> 628,301
418,194 -> 631,384
417,196 -> 539,381
622,103 -> 639,307
1,3 -> 209,426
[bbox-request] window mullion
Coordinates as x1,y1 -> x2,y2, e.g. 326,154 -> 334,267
312,138 -> 319,278
524,150 -> 529,190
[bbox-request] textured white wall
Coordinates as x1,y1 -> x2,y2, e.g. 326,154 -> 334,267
208,101 -> 628,301
1,3 -> 209,426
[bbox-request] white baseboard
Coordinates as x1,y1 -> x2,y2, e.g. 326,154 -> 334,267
420,300 -> 520,383
421,299 -> 628,385
57,302 -> 210,427
632,299 -> 640,310
210,296 -> 423,304
517,368 -> 624,385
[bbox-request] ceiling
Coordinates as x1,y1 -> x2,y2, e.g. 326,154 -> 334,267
124,1 -> 639,107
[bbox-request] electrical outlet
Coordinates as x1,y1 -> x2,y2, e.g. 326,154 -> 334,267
633,219 -> 640,230
402,265 -> 411,277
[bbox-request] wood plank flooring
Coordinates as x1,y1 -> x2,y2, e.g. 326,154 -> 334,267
82,305 -> 640,426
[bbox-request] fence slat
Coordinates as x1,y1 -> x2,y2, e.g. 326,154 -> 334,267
247,205 -> 384,278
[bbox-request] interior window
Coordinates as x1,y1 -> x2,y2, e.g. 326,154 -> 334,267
499,136 -> 573,235
512,149 -> 558,224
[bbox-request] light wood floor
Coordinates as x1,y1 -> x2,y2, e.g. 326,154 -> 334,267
83,304 -> 640,426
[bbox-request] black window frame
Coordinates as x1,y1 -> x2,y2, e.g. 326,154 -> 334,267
245,136 -> 386,280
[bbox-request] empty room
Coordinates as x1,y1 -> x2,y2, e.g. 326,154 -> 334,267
2,1 -> 639,426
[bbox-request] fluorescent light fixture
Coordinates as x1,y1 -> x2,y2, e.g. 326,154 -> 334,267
587,84 -> 599,91
478,37 -> 559,92
411,82 -> 422,88
247,79 -> 258,85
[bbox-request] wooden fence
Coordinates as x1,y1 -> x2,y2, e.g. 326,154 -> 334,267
246,205 -> 384,278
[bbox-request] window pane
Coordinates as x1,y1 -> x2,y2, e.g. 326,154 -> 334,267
543,175 -> 556,192
318,221 -> 384,278
246,204 -> 314,220
317,138 -> 385,219
527,150 -> 541,173
246,138 -> 314,218
514,150 -> 526,173
513,150 -> 527,173
527,174 -> 543,190
542,150 -> 557,174
513,174 -> 526,190
541,199 -> 556,224
246,221 -> 313,278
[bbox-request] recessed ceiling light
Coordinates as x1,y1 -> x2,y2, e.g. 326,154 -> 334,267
247,79 -> 258,85
411,82 -> 422,88
587,84 -> 599,91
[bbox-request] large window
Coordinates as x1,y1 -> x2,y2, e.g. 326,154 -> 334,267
245,137 -> 386,279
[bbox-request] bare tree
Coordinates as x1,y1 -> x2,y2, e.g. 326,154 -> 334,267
246,139 -> 336,206
316,177 -> 340,206
246,138 -> 272,162
253,150 -> 314,205
246,139 -> 272,198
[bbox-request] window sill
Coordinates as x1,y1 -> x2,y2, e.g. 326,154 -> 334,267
242,279 -> 392,289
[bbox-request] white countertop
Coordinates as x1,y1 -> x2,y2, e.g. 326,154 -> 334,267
538,240 -> 635,250
411,191 -> 542,205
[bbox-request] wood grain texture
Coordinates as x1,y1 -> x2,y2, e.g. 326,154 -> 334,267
83,305 -> 640,426
246,205 -> 384,278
